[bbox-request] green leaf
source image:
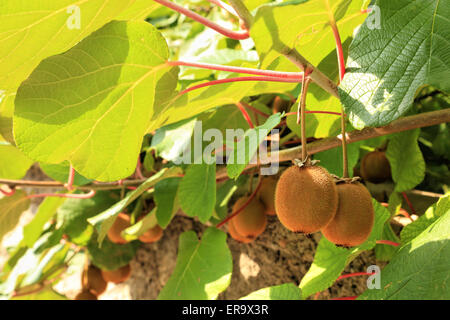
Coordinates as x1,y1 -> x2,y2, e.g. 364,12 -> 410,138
0,92 -> 15,143
23,197 -> 66,248
154,177 -> 182,228
14,20 -> 175,181
116,0 -> 160,20
251,0 -> 366,71
227,113 -> 282,179
339,0 -> 450,129
0,190 -> 30,243
386,129 -> 425,192
214,176 -> 248,221
179,162 -> 217,223
56,191 -> 118,246
240,283 -> 302,300
87,236 -> 139,271
359,209 -> 450,300
12,289 -> 68,300
88,167 -> 180,245
0,144 -> 33,179
151,118 -> 197,162
401,193 -> 450,244
300,199 -> 389,299
158,228 -> 232,300
0,0 -> 136,92
314,141 -> 361,177
40,161 -> 92,186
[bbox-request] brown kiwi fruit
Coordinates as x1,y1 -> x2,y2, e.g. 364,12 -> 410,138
360,150 -> 391,183
101,264 -> 132,284
272,96 -> 292,114
227,219 -> 253,243
258,176 -> 277,215
322,182 -> 374,247
107,212 -> 130,244
74,289 -> 97,300
82,265 -> 107,296
138,224 -> 163,243
275,165 -> 338,233
232,196 -> 267,240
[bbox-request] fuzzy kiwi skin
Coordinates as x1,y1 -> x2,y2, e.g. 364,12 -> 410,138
232,196 -> 267,240
101,264 -> 132,284
74,290 -> 97,300
82,265 -> 107,296
139,224 -> 163,243
321,182 -> 374,247
258,177 -> 277,215
360,151 -> 391,183
107,213 -> 130,244
275,165 -> 338,234
228,219 -> 253,243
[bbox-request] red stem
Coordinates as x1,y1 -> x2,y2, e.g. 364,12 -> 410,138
284,111 -> 342,117
135,159 -> 145,180
376,240 -> 400,247
337,272 -> 374,281
240,102 -> 270,118
27,190 -> 96,199
330,24 -> 346,82
153,0 -> 249,40
0,186 -> 16,196
236,102 -> 254,128
179,76 -> 301,95
168,60 -> 304,80
401,192 -> 417,216
216,178 -> 263,228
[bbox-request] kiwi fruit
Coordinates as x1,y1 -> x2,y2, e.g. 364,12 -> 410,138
139,224 -> 163,243
258,176 -> 277,215
360,150 -> 391,183
272,96 -> 291,114
321,182 -> 374,247
81,265 -> 107,296
107,212 -> 130,244
274,165 -> 338,234
74,289 -> 97,300
232,196 -> 267,240
101,264 -> 132,284
227,219 -> 253,243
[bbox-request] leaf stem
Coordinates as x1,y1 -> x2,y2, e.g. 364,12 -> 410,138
376,240 -> 400,247
206,0 -> 238,17
27,190 -> 96,199
153,0 -> 249,40
299,78 -> 312,162
227,0 -> 253,30
235,102 -> 255,128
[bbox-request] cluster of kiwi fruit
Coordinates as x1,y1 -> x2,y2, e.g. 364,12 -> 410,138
74,264 -> 132,300
107,212 -> 163,245
227,176 -> 278,243
273,162 -> 375,247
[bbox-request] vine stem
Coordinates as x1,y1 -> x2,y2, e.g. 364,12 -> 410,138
179,76 -> 301,95
240,102 -> 270,118
214,109 -> 450,179
227,0 -> 253,30
168,60 -> 304,80
216,177 -> 263,228
235,102 -> 255,128
27,190 -> 96,199
328,5 -> 349,178
153,0 -> 249,40
299,78 -> 312,161
65,165 -> 75,191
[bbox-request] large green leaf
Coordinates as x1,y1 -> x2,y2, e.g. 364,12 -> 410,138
386,129 -> 425,192
0,143 -> 33,179
14,21 -> 176,181
359,210 -> 450,300
87,167 -> 180,245
179,162 -> 217,223
0,0 -> 135,92
339,0 -> 450,129
158,228 -> 232,300
299,199 -> 389,299
240,283 -> 302,300
0,190 -> 30,243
